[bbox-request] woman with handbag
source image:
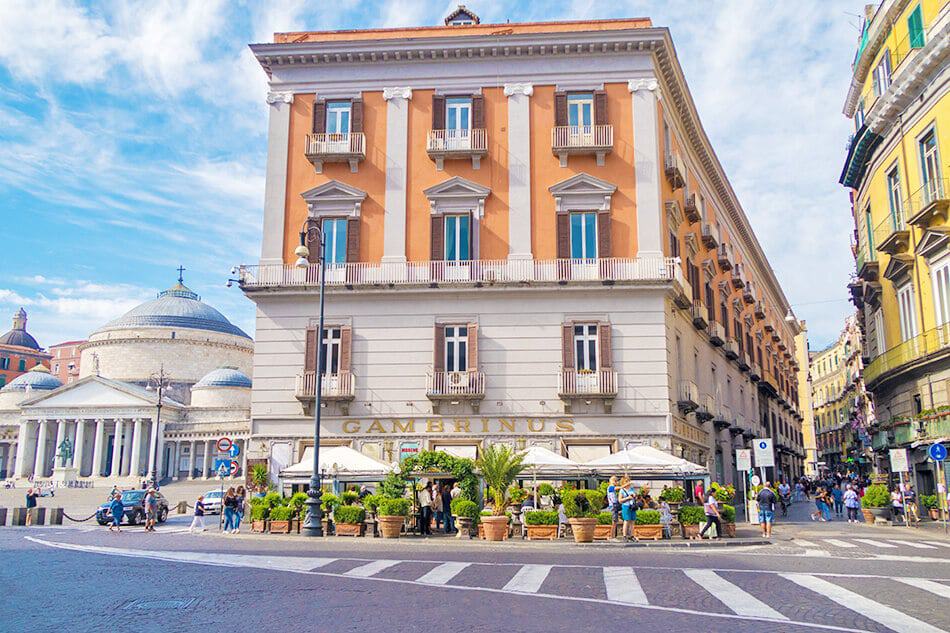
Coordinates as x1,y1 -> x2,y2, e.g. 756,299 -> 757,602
618,477 -> 638,541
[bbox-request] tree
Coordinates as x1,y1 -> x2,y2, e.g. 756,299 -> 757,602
476,444 -> 526,516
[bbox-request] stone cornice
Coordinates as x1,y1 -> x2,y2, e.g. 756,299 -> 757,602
79,336 -> 253,353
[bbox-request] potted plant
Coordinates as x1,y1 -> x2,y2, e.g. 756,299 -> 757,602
477,510 -> 511,540
476,444 -> 526,541
341,490 -> 360,506
861,484 -> 890,524
451,498 -> 479,539
249,498 -> 269,533
633,509 -> 663,540
508,486 -> 529,513
658,486 -> 686,513
333,505 -> 366,537
251,464 -> 269,494
321,492 -> 340,534
537,483 -> 555,507
921,494 -> 939,520
594,511 -> 615,540
363,494 -> 381,518
711,483 -> 736,505
524,510 -> 560,540
678,504 -> 705,539
377,497 -> 410,538
720,504 -> 736,537
268,504 -> 293,534
563,489 -> 605,543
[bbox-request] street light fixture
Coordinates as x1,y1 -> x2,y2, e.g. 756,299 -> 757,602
295,219 -> 327,537
145,365 -> 171,488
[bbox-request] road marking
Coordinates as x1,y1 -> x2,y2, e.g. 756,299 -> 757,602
822,539 -> 857,549
853,539 -> 897,549
923,541 -> 950,548
888,540 -> 937,549
782,573 -> 945,633
416,562 -> 470,585
503,564 -> 552,593
793,539 -> 819,548
896,577 -> 950,599
603,567 -> 648,605
344,559 -> 400,578
684,569 -> 787,620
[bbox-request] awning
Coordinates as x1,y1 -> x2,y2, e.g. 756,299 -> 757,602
518,445 -> 588,479
584,445 -> 708,478
280,446 -> 391,482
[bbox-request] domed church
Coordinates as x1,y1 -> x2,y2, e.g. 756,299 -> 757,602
0,274 -> 254,485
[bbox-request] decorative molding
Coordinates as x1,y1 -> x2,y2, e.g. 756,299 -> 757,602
549,172 -> 617,214
383,86 -> 413,101
503,83 -> 534,97
424,176 -> 491,218
300,179 -> 367,218
628,78 -> 658,92
265,91 -> 294,104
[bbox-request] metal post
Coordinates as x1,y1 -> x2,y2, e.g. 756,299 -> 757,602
148,369 -> 165,489
303,228 -> 326,537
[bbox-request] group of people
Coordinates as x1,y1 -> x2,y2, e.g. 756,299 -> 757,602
105,486 -> 159,533
416,481 -> 462,535
605,476 -> 675,541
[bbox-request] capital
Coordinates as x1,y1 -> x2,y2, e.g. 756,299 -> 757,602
628,78 -> 659,93
383,86 -> 413,101
504,83 -> 534,97
266,91 -> 294,104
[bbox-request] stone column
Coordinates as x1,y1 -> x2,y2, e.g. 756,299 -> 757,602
33,419 -> 49,478
121,420 -> 133,476
203,440 -> 212,479
129,418 -> 143,478
172,441 -> 181,480
14,420 -> 33,478
73,420 -> 87,476
91,419 -> 105,477
260,91 -> 293,266
504,83 -> 534,261
53,419 -> 66,470
240,439 -> 248,478
145,420 -> 156,479
381,87 -> 413,265
628,78 -> 663,258
110,419 -> 124,478
155,423 -> 166,480
188,440 -> 197,479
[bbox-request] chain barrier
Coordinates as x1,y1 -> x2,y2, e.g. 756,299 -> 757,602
62,511 -> 98,523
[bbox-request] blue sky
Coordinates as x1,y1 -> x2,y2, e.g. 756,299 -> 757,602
0,0 -> 866,350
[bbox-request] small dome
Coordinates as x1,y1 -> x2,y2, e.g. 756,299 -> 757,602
193,366 -> 252,389
0,307 -> 41,350
2,366 -> 63,392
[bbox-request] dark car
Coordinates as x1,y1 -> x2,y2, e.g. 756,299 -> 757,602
96,490 -> 169,526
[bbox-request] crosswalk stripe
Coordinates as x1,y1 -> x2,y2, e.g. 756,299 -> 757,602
416,562 -> 470,585
503,564 -> 552,594
603,567 -> 648,605
782,573 -> 944,633
888,540 -> 937,549
684,569 -> 787,620
793,539 -> 819,548
823,539 -> 858,548
344,559 -> 400,578
852,538 -> 897,549
923,540 -> 950,548
896,577 -> 950,599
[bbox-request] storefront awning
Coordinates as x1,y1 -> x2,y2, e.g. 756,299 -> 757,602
584,445 -> 708,478
280,446 -> 391,482
518,445 -> 588,479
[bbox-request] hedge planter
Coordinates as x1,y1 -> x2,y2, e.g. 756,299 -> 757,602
482,515 -> 509,542
681,524 -> 701,539
525,524 -> 559,541
335,522 -> 365,537
269,520 -> 291,534
252,519 -> 266,533
568,518 -> 597,543
869,507 -> 890,523
633,524 -> 663,541
593,523 -> 615,540
378,515 -> 404,539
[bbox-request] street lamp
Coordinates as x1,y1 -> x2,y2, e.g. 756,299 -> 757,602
145,365 -> 171,488
295,219 -> 327,537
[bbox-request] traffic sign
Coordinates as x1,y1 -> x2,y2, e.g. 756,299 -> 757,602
216,437 -> 232,453
214,458 -> 231,475
751,475 -> 761,486
230,460 -> 240,476
929,443 -> 948,462
753,438 -> 774,468
735,449 -> 752,471
890,448 -> 909,472
229,444 -> 241,459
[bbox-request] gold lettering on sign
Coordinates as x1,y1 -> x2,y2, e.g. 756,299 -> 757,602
454,419 -> 470,433
481,418 -> 490,433
392,420 -> 415,434
528,419 -> 545,432
556,419 -> 575,433
426,419 -> 444,433
342,420 -> 361,434
366,420 -> 386,434
499,418 -> 515,433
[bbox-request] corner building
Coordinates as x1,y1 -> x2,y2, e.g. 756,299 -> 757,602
240,12 -> 805,484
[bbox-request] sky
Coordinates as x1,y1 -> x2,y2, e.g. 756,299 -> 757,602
0,0 -> 867,351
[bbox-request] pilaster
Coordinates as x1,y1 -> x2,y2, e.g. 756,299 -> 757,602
504,83 -> 534,261
629,78 -> 663,258
382,87 -> 413,264
260,92 -> 294,266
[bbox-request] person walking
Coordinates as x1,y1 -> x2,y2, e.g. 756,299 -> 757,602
144,488 -> 158,532
417,482 -> 433,536
441,483 -> 454,534
843,484 -> 860,523
108,493 -> 125,533
233,486 -> 246,533
25,487 -> 39,526
222,487 -> 237,533
831,485 -> 844,519
699,488 -> 722,539
891,487 -> 906,526
606,476 -> 620,531
618,476 -> 638,541
189,495 -> 207,533
431,483 -> 443,532
756,482 -> 777,538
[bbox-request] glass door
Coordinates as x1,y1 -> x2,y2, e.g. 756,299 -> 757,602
321,218 -> 348,283
444,214 -> 472,281
920,130 -> 943,203
567,93 -> 594,145
569,211 -> 598,279
446,97 -> 472,150
325,101 -> 351,152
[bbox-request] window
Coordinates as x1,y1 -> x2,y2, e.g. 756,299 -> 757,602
908,5 -> 925,49
897,283 -> 919,341
446,97 -> 472,132
919,129 -> 943,203
669,230 -> 680,258
445,325 -> 468,372
886,165 -> 903,228
326,101 -> 351,134
931,255 -> 950,326
18,359 -> 25,371
873,306 -> 886,353
913,393 -> 923,415
864,205 -> 875,258
53,363 -> 60,373
570,212 -> 598,259
322,218 -> 348,265
699,194 -> 706,222
1,357 -> 9,370
873,50 -> 891,97
444,214 -> 471,261
574,324 -> 598,371
0,377 -> 4,388
567,93 -> 593,128
319,327 -> 341,375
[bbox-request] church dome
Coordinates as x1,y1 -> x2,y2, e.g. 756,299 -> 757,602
0,308 -> 41,350
193,366 -> 252,389
1,365 -> 62,392
93,281 -> 250,339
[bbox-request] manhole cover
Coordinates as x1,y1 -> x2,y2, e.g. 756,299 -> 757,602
124,598 -> 196,611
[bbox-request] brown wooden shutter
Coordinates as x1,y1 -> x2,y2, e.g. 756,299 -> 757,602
304,326 -> 318,372
471,94 -> 485,129
556,213 -> 570,259
598,322 -> 612,369
554,91 -> 568,127
430,215 -> 444,260
339,326 -> 352,372
306,218 -> 321,264
593,90 -> 608,126
562,323 -> 575,369
597,211 -> 611,258
432,94 -> 446,130
312,99 -> 326,133
433,324 -> 445,372
350,98 -> 363,133
346,217 -> 360,262
467,323 -> 478,369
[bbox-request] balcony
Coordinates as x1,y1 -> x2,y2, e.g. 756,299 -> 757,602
664,151 -> 686,189
730,263 -> 746,290
671,263 -> 692,310
426,370 -> 486,408
717,243 -> 733,271
742,281 -> 755,304
707,321 -> 725,346
714,404 -> 732,431
754,301 -> 766,320
748,363 -> 761,382
677,379 -> 699,414
696,394 -> 715,422
427,129 -> 488,170
305,133 -> 365,173
551,125 -> 613,166
907,178 -> 949,227
690,300 -> 708,330
763,323 -> 774,333
864,323 -> 950,388
723,338 -> 739,360
559,368 -> 617,412
737,352 -> 750,372
873,214 -> 910,256
700,223 -> 719,249
683,194 -> 700,223
295,371 -> 356,403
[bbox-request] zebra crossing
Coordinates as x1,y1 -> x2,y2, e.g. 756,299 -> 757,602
793,536 -> 950,553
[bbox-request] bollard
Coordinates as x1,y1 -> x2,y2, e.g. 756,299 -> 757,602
177,500 -> 188,514
48,508 -> 64,525
0,508 -> 7,526
11,508 -> 27,526
27,507 -> 45,526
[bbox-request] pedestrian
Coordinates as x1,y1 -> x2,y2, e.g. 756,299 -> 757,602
417,482 -> 433,536
190,495 -> 206,533
811,488 -> 828,521
451,482 -> 461,501
432,483 -> 443,531
25,487 -> 38,526
659,500 -> 673,539
442,483 -> 454,534
891,487 -> 905,526
903,484 -> 920,526
756,482 -> 777,538
699,488 -> 722,539
618,476 -> 637,541
233,486 -> 246,533
693,481 -> 704,503
108,493 -> 125,533
144,487 -> 158,532
606,476 -> 620,530
222,487 -> 237,533
843,484 -> 860,523
358,484 -> 370,500
831,485 -> 844,518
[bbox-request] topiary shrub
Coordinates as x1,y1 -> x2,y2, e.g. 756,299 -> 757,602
269,505 -> 293,521
287,492 -> 309,517
524,510 -> 559,525
678,504 -> 706,526
861,484 -> 889,508
562,489 -> 605,519
921,494 -> 938,510
595,511 -> 613,525
263,492 -> 283,509
378,497 -> 411,517
250,504 -> 269,521
341,490 -> 360,506
721,504 -> 736,523
451,498 -> 479,519
711,483 -> 736,503
320,493 -> 340,513
334,506 -> 366,524
362,494 -> 381,513
537,483 -> 555,497
635,509 -> 661,525
659,486 -> 686,503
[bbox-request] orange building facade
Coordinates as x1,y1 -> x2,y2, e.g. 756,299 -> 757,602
0,309 -> 51,389
48,340 -> 85,385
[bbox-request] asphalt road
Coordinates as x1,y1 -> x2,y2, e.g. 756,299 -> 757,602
2,504 -> 949,633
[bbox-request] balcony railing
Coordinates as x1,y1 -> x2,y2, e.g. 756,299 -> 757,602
864,323 -> 950,386
696,394 -> 715,421
304,133 -> 366,173
708,321 -> 725,346
558,368 -> 617,398
664,151 -> 685,189
426,370 -> 485,400
690,300 -> 708,330
683,194 -> 700,223
677,379 -> 699,413
717,243 -> 733,271
426,129 -> 488,169
714,404 -> 732,430
723,338 -> 739,360
906,178 -> 949,226
294,371 -> 355,401
701,223 -> 719,249
742,281 -> 755,304
551,125 -> 613,166
730,263 -> 746,290
873,213 -> 910,256
238,256 -> 681,290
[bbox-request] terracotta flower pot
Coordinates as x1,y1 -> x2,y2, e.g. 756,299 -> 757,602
593,523 -> 615,540
335,522 -> 365,537
482,515 -> 509,541
252,520 -> 266,533
477,522 -> 485,539
633,524 -> 663,540
681,524 -> 701,539
377,515 -> 404,539
525,524 -> 559,541
269,520 -> 291,534
861,508 -> 875,524
568,518 -> 597,543
723,522 -> 736,538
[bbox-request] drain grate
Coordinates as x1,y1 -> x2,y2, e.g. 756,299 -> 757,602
123,598 -> 197,611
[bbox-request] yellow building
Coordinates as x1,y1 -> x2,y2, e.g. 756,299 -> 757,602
795,326 -> 817,476
844,0 -> 949,485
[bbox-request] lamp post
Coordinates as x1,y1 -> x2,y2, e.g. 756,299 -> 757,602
295,219 -> 327,537
145,366 -> 171,488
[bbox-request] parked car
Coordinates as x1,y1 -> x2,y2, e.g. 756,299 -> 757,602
96,489 -> 168,526
202,489 -> 224,515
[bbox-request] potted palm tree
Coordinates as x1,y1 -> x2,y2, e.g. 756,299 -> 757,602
476,444 -> 526,542
250,464 -> 269,495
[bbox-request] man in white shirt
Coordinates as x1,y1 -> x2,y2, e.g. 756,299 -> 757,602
450,483 -> 462,499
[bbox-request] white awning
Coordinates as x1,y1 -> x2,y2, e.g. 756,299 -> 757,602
585,445 -> 707,477
280,446 -> 391,481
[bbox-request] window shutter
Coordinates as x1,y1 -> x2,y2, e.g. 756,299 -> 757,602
434,324 -> 446,372
432,94 -> 446,130
340,326 -> 352,372
346,217 -> 360,263
556,213 -> 570,259
593,90 -> 608,126
554,91 -> 568,127
598,322 -> 612,368
597,211 -> 611,258
562,323 -> 574,369
430,215 -> 444,260
468,323 -> 478,368
350,98 -> 364,133
312,99 -> 326,134
908,6 -> 924,48
471,94 -> 485,129
304,327 -> 317,372
306,218 -> 321,264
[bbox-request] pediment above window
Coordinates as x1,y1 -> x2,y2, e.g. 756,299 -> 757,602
300,180 -> 367,218
665,200 -> 684,228
549,172 -> 617,213
882,254 -> 914,284
684,233 -> 699,259
917,227 -> 950,261
424,176 -> 491,217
